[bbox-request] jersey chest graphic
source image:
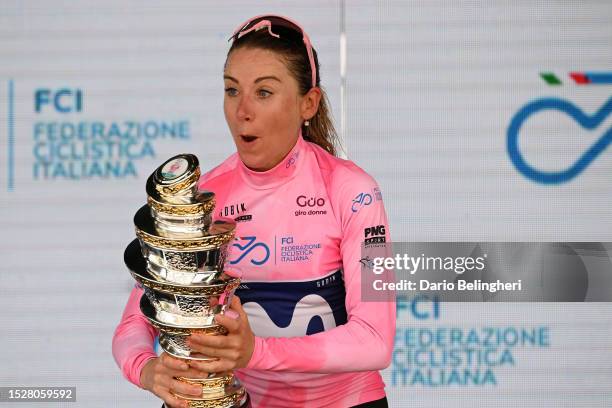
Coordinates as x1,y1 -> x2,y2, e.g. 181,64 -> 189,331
236,270 -> 348,337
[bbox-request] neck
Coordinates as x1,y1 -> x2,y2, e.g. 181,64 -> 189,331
238,132 -> 306,189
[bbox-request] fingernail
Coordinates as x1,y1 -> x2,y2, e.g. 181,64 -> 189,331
225,310 -> 239,319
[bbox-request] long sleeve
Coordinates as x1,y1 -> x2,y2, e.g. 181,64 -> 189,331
112,285 -> 159,387
245,170 -> 396,373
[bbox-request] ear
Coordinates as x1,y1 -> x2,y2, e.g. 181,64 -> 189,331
300,87 -> 322,121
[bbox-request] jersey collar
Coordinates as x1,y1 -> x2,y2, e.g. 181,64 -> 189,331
238,131 -> 306,190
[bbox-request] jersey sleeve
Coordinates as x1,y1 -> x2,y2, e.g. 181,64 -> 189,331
112,285 -> 159,387
245,169 -> 396,373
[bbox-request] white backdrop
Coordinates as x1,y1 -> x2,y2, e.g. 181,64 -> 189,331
0,1 -> 611,407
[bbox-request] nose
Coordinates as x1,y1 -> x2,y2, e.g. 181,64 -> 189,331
236,95 -> 253,122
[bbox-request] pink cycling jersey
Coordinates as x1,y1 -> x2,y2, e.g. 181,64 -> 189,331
112,134 -> 395,407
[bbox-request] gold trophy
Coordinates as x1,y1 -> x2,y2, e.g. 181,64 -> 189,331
124,154 -> 249,407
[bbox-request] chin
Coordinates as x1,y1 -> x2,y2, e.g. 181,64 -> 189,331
238,153 -> 267,171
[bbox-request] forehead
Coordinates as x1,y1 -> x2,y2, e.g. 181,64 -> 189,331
224,47 -> 292,81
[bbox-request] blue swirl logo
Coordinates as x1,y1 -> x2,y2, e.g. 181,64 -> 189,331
229,236 -> 270,266
507,96 -> 612,184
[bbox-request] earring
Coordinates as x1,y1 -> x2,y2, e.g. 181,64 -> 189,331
304,120 -> 310,127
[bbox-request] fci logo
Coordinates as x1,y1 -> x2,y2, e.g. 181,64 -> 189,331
35,88 -> 83,113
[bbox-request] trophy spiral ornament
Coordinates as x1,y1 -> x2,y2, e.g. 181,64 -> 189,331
124,154 -> 249,407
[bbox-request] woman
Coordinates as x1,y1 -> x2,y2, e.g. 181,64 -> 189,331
113,15 -> 395,408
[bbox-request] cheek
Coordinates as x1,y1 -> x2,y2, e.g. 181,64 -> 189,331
223,99 -> 231,118
268,97 -> 297,126
223,100 -> 236,127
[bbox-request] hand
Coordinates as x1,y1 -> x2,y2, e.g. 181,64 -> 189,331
140,353 -> 210,408
186,295 -> 255,373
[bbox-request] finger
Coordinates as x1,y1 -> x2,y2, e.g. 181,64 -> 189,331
160,353 -> 189,371
225,309 -> 240,320
229,295 -> 249,320
188,333 -> 228,348
215,313 -> 240,332
189,345 -> 238,361
170,378 -> 202,398
229,294 -> 242,311
180,366 -> 215,379
152,372 -> 174,391
159,390 -> 188,408
189,358 -> 234,374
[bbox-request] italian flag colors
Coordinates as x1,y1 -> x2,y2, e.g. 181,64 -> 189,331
540,72 -> 612,85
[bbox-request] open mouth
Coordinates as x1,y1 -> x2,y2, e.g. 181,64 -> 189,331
240,135 -> 258,143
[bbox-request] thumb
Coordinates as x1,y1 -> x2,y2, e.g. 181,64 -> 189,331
229,294 -> 247,319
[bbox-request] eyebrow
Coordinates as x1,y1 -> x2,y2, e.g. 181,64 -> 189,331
223,75 -> 282,84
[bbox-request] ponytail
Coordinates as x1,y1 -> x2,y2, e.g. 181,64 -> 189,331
302,86 -> 337,155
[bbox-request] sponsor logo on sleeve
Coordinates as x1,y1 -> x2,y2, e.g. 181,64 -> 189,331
364,224 -> 386,246
359,256 -> 375,269
351,187 -> 383,213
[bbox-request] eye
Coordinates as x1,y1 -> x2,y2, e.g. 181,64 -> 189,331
224,87 -> 238,97
257,89 -> 272,98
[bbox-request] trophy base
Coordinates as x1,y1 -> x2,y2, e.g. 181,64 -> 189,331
163,393 -> 250,408
171,382 -> 249,408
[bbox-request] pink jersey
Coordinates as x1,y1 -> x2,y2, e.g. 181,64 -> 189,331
112,134 -> 395,407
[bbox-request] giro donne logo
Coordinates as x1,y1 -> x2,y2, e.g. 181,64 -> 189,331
507,96 -> 612,184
